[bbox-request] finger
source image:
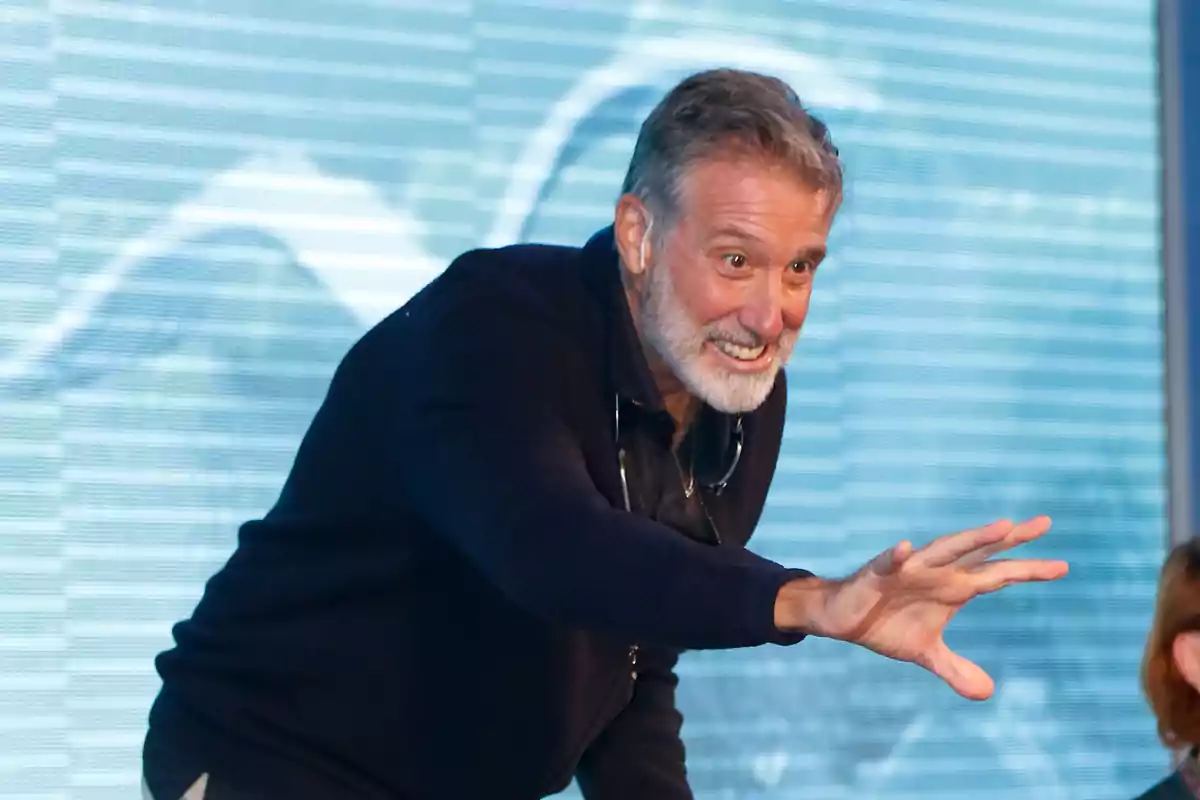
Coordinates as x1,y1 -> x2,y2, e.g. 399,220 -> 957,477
917,519 -> 1013,568
970,558 -> 1069,594
956,515 -> 1053,568
868,540 -> 914,576
926,642 -> 994,701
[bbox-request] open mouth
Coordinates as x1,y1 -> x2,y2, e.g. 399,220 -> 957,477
708,339 -> 772,370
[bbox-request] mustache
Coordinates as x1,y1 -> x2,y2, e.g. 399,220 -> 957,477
704,324 -> 763,348
705,327 -> 798,349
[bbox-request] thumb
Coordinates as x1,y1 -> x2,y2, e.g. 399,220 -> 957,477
926,642 -> 995,701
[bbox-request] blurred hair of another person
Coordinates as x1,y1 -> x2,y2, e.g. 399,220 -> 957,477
1138,538 -> 1200,799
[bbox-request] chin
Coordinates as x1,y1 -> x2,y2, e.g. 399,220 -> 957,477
688,366 -> 781,414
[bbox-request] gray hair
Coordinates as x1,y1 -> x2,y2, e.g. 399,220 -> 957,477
620,68 -> 843,227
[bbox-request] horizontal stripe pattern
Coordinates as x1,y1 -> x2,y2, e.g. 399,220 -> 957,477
0,0 -> 1164,798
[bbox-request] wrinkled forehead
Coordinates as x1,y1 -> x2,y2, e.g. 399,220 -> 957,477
670,156 -> 837,245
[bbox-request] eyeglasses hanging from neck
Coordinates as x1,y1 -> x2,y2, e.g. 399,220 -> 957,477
613,394 -> 743,513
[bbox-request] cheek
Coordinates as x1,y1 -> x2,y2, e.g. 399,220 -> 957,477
781,288 -> 812,330
668,261 -> 740,324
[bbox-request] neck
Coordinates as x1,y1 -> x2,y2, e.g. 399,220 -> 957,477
663,392 -> 699,447
638,335 -> 698,444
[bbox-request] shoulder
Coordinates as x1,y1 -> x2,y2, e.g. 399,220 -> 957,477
763,369 -> 788,422
407,242 -> 590,327
349,241 -> 596,364
1133,772 -> 1192,800
332,240 -> 606,414
419,243 -> 594,341
745,369 -> 788,449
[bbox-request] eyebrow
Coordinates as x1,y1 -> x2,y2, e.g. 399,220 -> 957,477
798,245 -> 828,263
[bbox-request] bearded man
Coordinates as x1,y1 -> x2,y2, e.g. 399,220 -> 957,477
142,68 -> 1068,800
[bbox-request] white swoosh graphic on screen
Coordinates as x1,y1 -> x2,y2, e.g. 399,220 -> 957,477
485,34 -> 881,247
0,35 -> 879,383
0,147 -> 440,382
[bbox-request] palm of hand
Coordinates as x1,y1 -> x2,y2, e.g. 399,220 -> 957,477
823,518 -> 1067,700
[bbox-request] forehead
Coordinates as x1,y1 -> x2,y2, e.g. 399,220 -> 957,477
673,156 -> 836,243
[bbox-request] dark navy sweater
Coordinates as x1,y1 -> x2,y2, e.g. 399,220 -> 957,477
143,227 -> 811,799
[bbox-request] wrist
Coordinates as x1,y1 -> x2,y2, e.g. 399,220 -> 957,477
774,576 -> 840,637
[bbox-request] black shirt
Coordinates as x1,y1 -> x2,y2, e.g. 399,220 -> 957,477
1134,751 -> 1200,800
143,227 -> 811,800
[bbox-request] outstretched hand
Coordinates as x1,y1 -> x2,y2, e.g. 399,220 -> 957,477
799,517 -> 1068,700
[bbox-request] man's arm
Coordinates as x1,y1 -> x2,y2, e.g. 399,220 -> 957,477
364,252 -> 810,651
365,252 -> 1065,696
575,646 -> 691,800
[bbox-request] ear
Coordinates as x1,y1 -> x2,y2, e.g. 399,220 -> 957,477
613,194 -> 653,276
1173,631 -> 1200,691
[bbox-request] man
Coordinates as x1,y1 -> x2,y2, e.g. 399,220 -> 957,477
143,69 -> 1068,799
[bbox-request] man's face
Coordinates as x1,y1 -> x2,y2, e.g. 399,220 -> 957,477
621,156 -> 836,414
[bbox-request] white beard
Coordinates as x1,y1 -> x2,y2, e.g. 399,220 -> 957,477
636,260 -> 797,414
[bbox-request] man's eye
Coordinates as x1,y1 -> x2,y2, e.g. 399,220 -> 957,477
788,260 -> 815,275
723,253 -> 748,268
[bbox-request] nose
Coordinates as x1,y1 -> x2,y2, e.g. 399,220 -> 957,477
738,272 -> 785,342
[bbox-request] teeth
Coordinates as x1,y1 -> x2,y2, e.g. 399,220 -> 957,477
714,340 -> 766,361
